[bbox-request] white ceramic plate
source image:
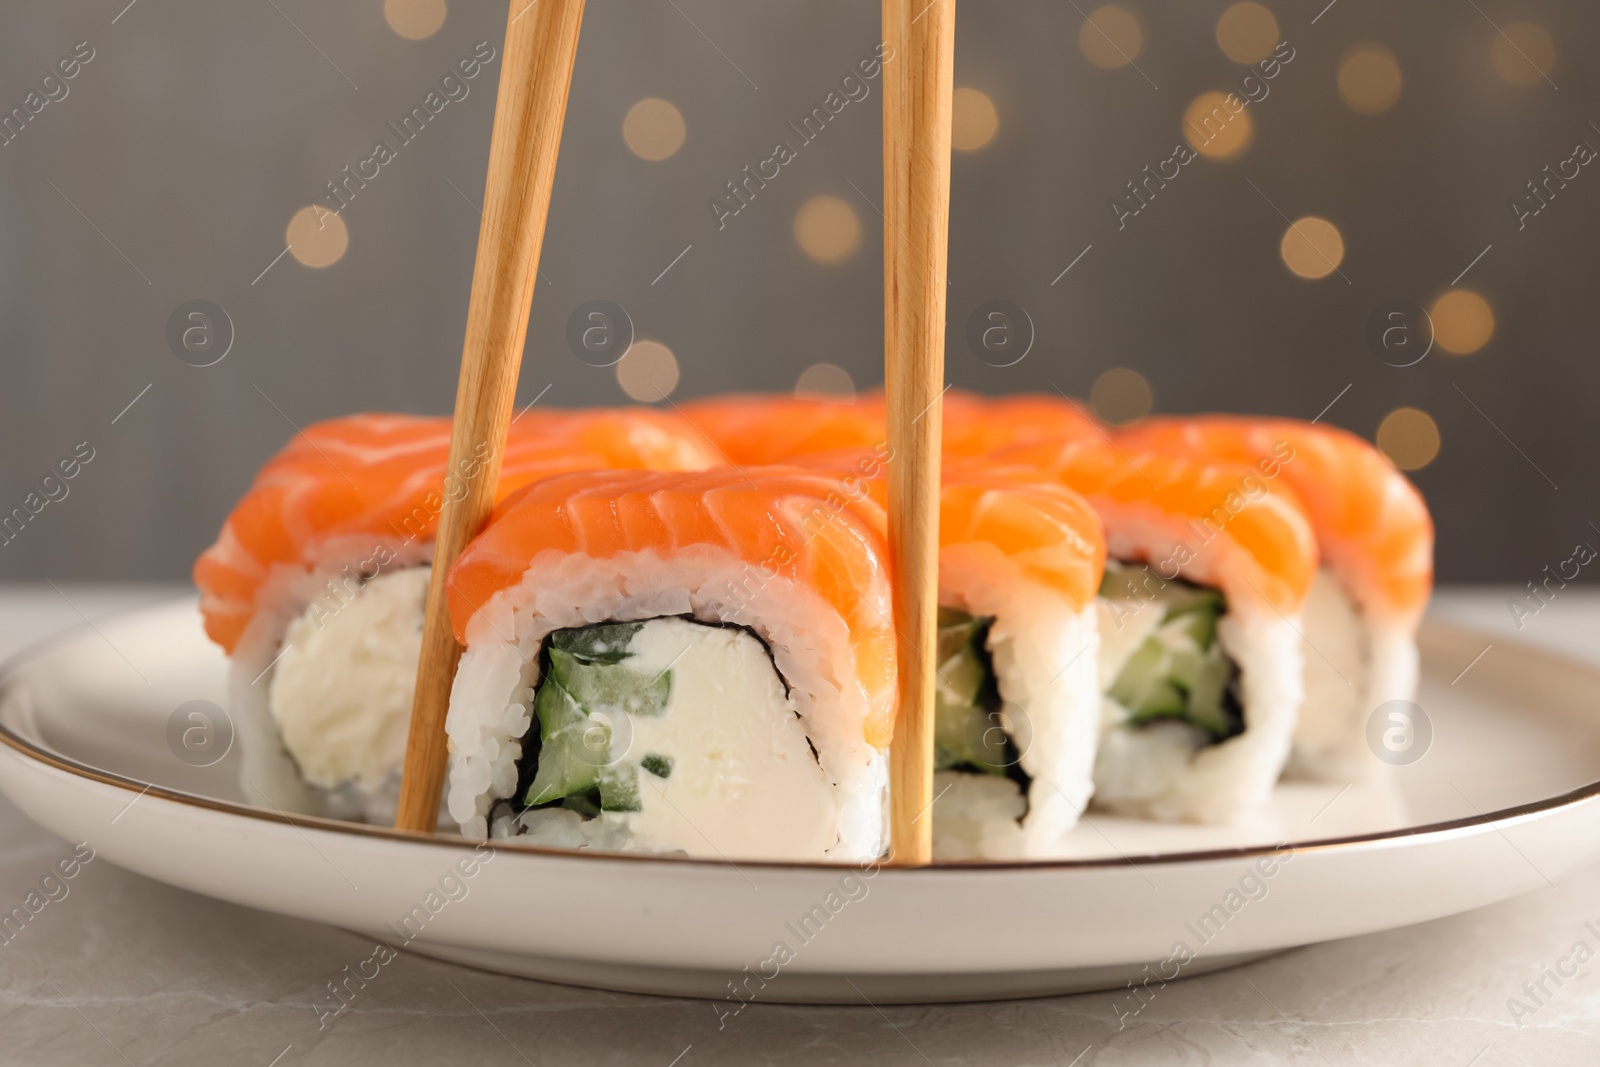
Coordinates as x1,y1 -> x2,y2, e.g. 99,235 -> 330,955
1,599 -> 1596,1004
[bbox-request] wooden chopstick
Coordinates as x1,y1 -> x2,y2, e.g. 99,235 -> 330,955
394,0 -> 588,834
883,0 -> 956,866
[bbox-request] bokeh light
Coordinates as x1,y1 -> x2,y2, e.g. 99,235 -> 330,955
622,98 -> 686,161
1183,91 -> 1254,160
794,195 -> 862,266
1090,368 -> 1152,425
1078,6 -> 1144,70
286,206 -> 348,269
383,0 -> 446,41
951,88 -> 999,152
1490,22 -> 1556,86
1338,44 -> 1403,114
1215,2 -> 1279,65
1377,408 -> 1441,471
1430,290 -> 1495,354
794,363 -> 856,401
1279,217 -> 1345,280
616,340 -> 680,402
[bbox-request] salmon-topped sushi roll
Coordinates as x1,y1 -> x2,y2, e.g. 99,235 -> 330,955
998,438 -> 1318,824
927,464 -> 1108,858
1116,416 -> 1433,779
796,448 -> 1106,858
443,466 -> 897,863
192,409 -> 717,822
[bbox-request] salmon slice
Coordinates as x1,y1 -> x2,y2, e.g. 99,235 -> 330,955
942,391 -> 1104,457
996,437 -> 1318,616
677,394 -> 887,465
937,473 -> 1107,613
680,390 -> 1101,467
795,448 -> 1107,614
446,466 -> 898,749
1114,416 -> 1433,626
194,410 -> 717,654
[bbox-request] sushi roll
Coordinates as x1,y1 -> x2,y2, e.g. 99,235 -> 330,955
925,469 -> 1108,858
797,450 -> 1107,858
193,410 -> 716,822
441,466 -> 897,863
999,438 -> 1318,824
1117,416 -> 1433,779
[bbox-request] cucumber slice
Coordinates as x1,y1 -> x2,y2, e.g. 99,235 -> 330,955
936,609 -> 983,670
932,611 -> 1012,776
1127,680 -> 1187,719
1101,566 -> 1243,743
1113,646 -> 1187,720
936,642 -> 986,708
524,676 -> 605,807
1182,661 -> 1233,737
641,754 -> 673,779
1099,561 -> 1224,648
1157,586 -> 1225,626
550,622 -> 645,666
549,647 -> 671,717
1174,607 -> 1218,650
935,688 -> 1008,774
541,756 -> 649,816
522,624 -> 667,809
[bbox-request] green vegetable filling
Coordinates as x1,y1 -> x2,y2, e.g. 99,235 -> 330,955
516,623 -> 672,814
933,609 -> 1028,791
1099,562 -> 1243,742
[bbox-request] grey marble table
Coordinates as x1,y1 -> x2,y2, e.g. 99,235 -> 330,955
1,585 -> 1597,1066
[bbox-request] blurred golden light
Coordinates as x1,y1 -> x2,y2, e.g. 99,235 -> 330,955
1376,408 -> 1440,471
286,206 -> 349,269
1279,217 -> 1345,280
622,98 -> 686,161
1090,368 -> 1152,425
616,340 -> 680,402
1078,6 -> 1144,70
1490,22 -> 1556,86
1215,2 -> 1279,65
794,363 -> 857,401
1183,91 -> 1254,160
383,0 -> 446,41
794,195 -> 862,266
951,88 -> 1000,152
1430,290 -> 1495,354
1338,43 -> 1402,114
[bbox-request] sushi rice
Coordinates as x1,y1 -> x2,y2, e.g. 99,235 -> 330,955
226,536 -> 432,822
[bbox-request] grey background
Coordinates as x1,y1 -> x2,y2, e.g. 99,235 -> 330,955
0,0 -> 1592,584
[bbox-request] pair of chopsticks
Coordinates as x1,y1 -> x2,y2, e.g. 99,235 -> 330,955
395,0 -> 956,867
